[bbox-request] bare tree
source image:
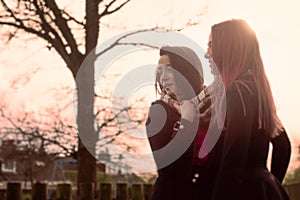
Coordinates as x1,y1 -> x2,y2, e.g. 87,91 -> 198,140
0,2 -> 207,197
0,87 -> 146,155
0,0 -> 132,190
0,85 -> 78,156
0,80 -> 147,182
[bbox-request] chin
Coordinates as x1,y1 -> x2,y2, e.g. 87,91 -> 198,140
210,67 -> 219,76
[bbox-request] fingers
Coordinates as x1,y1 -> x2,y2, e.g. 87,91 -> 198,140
180,100 -> 198,123
198,96 -> 212,112
199,105 -> 212,124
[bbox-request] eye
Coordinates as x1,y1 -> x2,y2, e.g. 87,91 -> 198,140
165,66 -> 173,72
208,41 -> 212,48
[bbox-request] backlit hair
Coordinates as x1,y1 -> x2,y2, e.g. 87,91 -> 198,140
211,19 -> 282,138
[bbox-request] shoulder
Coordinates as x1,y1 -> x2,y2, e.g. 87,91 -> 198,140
147,100 -> 179,124
148,100 -> 169,114
149,100 -> 178,115
151,99 -> 168,106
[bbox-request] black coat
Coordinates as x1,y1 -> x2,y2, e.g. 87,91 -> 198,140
146,100 -> 196,200
211,79 -> 290,200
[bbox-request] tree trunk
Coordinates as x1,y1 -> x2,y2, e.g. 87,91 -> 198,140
75,0 -> 100,195
73,51 -> 97,197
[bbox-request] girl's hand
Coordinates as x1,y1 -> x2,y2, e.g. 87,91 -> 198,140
180,100 -> 198,123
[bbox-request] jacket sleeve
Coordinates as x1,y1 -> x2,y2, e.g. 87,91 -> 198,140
146,100 -> 196,176
271,129 -> 291,183
146,101 -> 174,151
212,84 -> 254,200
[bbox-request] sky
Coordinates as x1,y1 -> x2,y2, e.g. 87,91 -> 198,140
0,0 -> 300,171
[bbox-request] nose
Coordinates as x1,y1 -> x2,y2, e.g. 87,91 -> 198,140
160,71 -> 167,83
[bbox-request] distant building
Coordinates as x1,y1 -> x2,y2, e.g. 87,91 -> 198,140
0,140 -> 105,183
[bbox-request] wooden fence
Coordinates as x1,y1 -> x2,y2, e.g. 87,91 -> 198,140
284,183 -> 300,200
0,182 -> 153,200
0,182 -> 299,200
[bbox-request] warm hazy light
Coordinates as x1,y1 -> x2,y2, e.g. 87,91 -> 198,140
0,0 -> 299,172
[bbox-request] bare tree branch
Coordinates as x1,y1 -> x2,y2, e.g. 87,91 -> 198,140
31,0 -> 70,56
96,27 -> 159,57
9,66 -> 40,89
99,0 -> 130,17
0,0 -> 74,66
44,0 -> 79,53
0,21 -> 41,37
0,107 -> 76,155
61,9 -> 85,27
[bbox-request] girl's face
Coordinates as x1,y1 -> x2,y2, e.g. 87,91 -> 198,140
205,33 -> 218,75
158,55 -> 177,98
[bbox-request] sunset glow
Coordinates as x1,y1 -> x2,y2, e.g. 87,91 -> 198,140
0,0 -> 299,172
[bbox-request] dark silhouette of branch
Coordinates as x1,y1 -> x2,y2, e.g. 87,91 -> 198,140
96,27 -> 160,57
61,10 -> 85,27
99,0 -> 131,18
0,107 -> 75,155
44,0 -> 79,53
10,67 -> 41,89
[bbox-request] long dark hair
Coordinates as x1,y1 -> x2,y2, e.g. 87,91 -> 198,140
158,46 -> 204,100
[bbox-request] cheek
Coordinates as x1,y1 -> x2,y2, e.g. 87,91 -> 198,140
171,76 -> 179,91
170,73 -> 176,82
165,71 -> 174,81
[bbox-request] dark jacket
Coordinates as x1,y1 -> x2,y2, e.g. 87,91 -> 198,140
211,79 -> 290,200
146,100 -> 197,200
